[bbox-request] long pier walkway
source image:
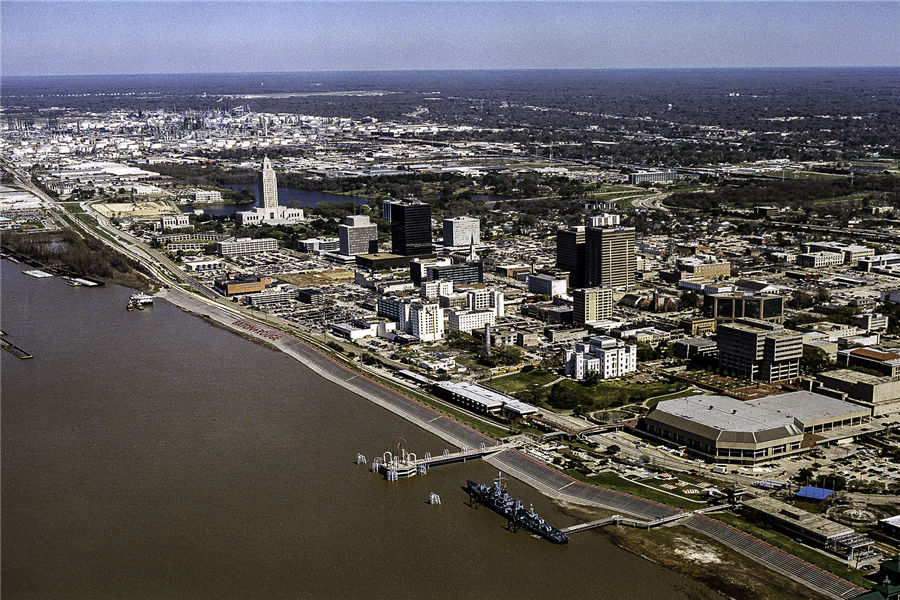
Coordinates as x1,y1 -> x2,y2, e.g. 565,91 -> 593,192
370,442 -> 517,481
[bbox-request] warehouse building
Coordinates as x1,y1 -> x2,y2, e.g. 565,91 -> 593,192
434,381 -> 537,420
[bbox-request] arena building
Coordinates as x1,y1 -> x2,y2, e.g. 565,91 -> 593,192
638,392 -> 870,464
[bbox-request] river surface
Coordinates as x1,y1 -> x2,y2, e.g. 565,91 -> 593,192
0,259 -> 719,600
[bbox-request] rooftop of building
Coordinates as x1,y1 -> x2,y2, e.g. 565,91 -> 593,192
748,391 -> 869,427
651,395 -> 802,440
819,369 -> 895,385
742,496 -> 852,540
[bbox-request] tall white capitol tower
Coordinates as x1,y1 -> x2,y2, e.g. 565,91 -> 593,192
236,156 -> 305,225
258,155 -> 279,212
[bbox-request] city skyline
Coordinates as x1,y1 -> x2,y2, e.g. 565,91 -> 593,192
2,1 -> 898,77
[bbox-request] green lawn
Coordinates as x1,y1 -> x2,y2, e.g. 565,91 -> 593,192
484,371 -> 688,412
712,512 -> 871,589
483,369 -> 559,395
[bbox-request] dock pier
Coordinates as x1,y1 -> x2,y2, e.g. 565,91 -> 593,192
363,437 -> 514,482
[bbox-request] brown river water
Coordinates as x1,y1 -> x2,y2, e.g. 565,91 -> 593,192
1,259 -> 720,599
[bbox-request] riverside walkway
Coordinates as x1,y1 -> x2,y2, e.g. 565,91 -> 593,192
162,286 -> 864,600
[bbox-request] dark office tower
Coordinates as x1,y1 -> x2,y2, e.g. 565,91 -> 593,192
556,226 -> 586,288
389,200 -> 433,256
585,226 -> 636,289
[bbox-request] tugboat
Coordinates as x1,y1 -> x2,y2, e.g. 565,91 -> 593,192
465,473 -> 569,544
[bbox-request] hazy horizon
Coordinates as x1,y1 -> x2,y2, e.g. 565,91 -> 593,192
2,1 -> 897,77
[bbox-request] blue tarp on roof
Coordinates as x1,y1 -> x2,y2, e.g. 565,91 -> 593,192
797,486 -> 834,500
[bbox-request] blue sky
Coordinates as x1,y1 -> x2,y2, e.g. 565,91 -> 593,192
2,1 -> 897,76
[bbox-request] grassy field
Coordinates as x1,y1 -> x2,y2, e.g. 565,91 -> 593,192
483,369 -> 559,395
483,369 -> 688,412
712,512 -> 871,589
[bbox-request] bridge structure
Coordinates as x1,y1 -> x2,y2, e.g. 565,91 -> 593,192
561,511 -> 692,535
362,438 -> 516,482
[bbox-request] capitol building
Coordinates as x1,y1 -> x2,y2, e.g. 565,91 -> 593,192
236,156 -> 305,225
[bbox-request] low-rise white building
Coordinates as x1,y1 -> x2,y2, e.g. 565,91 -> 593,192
217,237 -> 278,257
448,309 -> 496,333
564,336 -> 637,380
527,274 -> 567,298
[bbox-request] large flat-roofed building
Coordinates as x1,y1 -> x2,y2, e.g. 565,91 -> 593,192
704,292 -> 785,324
434,381 -> 537,420
573,286 -> 613,325
804,241 -> 874,266
797,251 -> 844,269
356,253 -> 410,271
628,170 -> 676,184
556,226 -> 586,288
443,216 -> 480,247
217,237 -> 278,257
676,255 -> 731,279
585,226 -> 635,289
448,309 -> 496,333
816,369 -> 900,416
214,274 -> 273,296
640,394 -> 804,463
427,261 -> 484,285
858,253 -> 900,273
639,392 -> 869,464
338,215 -> 378,256
298,237 -> 339,253
741,497 -> 872,559
717,318 -> 802,382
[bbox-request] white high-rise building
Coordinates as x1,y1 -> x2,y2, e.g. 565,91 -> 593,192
421,279 -> 453,299
236,156 -> 305,225
443,217 -> 480,247
467,289 -> 504,317
410,302 -> 444,342
564,336 -> 637,380
589,214 -> 620,227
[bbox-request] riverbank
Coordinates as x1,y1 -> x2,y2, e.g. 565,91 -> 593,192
1,230 -> 154,292
155,284 -> 865,600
